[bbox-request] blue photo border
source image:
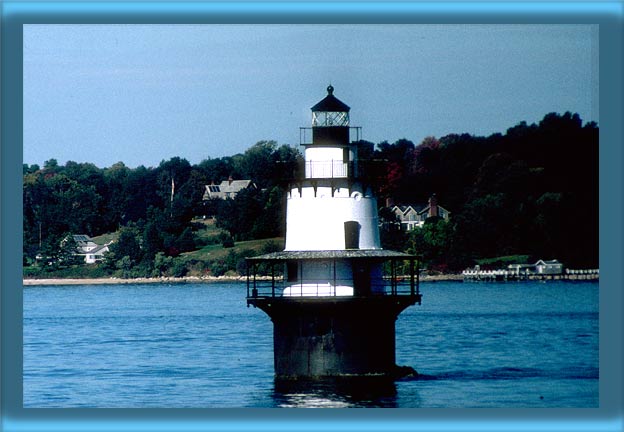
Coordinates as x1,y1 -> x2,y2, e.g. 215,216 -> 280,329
2,2 -> 622,431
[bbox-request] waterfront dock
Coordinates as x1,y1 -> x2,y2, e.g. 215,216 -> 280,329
462,268 -> 599,282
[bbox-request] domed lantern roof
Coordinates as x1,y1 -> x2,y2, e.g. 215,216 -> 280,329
310,85 -> 350,127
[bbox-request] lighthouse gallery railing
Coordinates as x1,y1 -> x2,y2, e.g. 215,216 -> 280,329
246,257 -> 421,302
304,160 -> 350,178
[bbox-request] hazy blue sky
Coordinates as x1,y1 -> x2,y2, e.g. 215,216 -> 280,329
24,24 -> 598,168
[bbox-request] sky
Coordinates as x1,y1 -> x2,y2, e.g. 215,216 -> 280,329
23,24 -> 598,169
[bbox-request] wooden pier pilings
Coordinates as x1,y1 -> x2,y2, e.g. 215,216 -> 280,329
462,268 -> 599,282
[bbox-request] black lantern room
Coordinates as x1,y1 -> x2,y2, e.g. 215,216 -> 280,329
310,85 -> 351,146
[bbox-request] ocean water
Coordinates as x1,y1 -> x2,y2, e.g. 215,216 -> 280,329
23,281 -> 598,408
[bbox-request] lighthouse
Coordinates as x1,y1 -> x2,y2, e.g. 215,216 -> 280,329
247,86 -> 421,379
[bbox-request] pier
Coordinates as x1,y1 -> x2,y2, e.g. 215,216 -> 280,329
462,268 -> 599,281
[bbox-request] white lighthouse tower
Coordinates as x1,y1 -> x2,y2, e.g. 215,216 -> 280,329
283,85 -> 383,296
247,86 -> 421,379
286,85 -> 379,250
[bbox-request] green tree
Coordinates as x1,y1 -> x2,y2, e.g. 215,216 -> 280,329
252,186 -> 286,238
43,158 -> 59,172
407,219 -> 452,270
152,251 -> 173,277
175,227 -> 196,253
273,144 -> 304,184
58,234 -> 82,266
123,165 -> 161,223
23,171 -> 104,261
102,162 -> 131,231
142,218 -> 164,261
379,207 -> 406,251
215,187 -> 263,241
240,141 -> 277,188
109,227 -> 142,264
116,255 -> 134,279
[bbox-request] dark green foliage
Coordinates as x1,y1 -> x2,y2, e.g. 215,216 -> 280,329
220,233 -> 235,248
23,114 -> 597,276
142,218 -> 164,260
379,207 -> 406,252
208,249 -> 255,277
22,144 -> 296,274
374,112 -> 598,270
405,219 -> 452,270
108,227 -> 142,264
24,263 -> 115,279
214,185 -> 286,241
175,227 -> 196,253
260,239 -> 283,255
169,259 -> 189,277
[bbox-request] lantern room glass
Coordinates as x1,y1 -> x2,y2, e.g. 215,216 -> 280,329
312,111 -> 349,127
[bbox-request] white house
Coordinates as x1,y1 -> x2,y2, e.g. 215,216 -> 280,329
508,259 -> 564,275
203,178 -> 256,200
390,194 -> 450,230
391,205 -> 427,230
83,243 -> 111,264
70,235 -> 112,264
535,259 -> 564,275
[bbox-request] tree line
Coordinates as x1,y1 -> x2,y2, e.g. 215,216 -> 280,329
371,112 -> 598,271
23,141 -> 301,275
23,112 -> 598,276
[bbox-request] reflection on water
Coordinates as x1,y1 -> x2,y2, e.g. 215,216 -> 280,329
272,376 -> 402,408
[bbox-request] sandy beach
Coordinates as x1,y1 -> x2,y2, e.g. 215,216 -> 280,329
23,274 -> 465,286
22,276 -> 244,286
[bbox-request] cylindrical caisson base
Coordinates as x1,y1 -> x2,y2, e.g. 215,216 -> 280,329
251,297 -> 416,379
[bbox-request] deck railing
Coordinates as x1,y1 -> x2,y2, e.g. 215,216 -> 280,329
246,260 -> 420,303
304,160 -> 350,179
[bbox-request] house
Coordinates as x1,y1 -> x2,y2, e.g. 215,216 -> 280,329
72,234 -> 98,252
390,194 -> 451,230
82,243 -> 112,264
203,178 -> 256,200
507,259 -> 564,275
70,235 -> 112,264
535,259 -> 564,275
391,204 -> 427,230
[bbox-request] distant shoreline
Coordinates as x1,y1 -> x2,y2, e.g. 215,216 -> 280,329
23,276 -> 245,286
23,274 -> 466,286
22,273 -> 599,286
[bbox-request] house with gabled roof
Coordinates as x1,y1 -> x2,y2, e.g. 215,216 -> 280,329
534,259 -> 564,275
83,243 -> 112,264
507,259 -> 564,275
391,204 -> 427,230
70,234 -> 112,264
390,194 -> 451,230
203,177 -> 256,200
72,234 -> 98,252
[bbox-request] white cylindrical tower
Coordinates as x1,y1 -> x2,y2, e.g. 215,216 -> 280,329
285,85 -> 380,253
279,86 -> 383,296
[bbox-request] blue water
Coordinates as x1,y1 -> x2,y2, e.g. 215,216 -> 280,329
23,281 -> 598,408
